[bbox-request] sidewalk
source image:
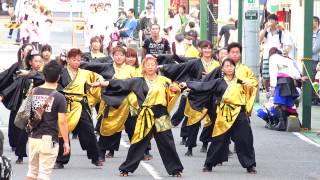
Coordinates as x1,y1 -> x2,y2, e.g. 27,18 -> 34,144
256,91 -> 320,145
300,105 -> 320,143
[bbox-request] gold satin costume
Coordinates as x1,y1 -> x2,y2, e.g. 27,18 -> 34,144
63,68 -> 101,133
131,76 -> 180,144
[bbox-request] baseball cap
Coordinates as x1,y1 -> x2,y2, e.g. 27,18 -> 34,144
184,31 -> 197,40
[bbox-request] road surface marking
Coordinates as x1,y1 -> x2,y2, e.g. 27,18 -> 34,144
120,139 -> 162,179
293,132 -> 320,148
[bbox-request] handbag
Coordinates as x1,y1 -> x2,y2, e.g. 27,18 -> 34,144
14,83 -> 34,130
26,89 -> 56,134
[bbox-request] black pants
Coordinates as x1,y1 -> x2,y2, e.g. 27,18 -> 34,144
15,130 -> 28,158
204,111 -> 256,169
124,115 -> 151,152
56,137 -> 71,164
124,115 -> 136,141
199,123 -> 214,144
56,107 -> 100,164
180,118 -> 189,138
98,131 -> 122,157
8,29 -> 14,36
8,110 -> 21,148
171,95 -> 187,126
119,129 -> 184,175
185,120 -> 201,148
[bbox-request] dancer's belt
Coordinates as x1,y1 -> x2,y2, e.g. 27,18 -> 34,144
131,105 -> 167,144
131,106 -> 154,144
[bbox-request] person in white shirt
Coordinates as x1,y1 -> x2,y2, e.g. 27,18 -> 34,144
172,5 -> 189,37
268,47 -> 302,131
259,14 -> 285,97
91,3 -> 114,50
313,16 -> 320,74
84,3 -> 96,47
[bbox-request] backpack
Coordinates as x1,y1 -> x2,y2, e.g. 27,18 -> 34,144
265,30 -> 282,44
0,156 -> 12,180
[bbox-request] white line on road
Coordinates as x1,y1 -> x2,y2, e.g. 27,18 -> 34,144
293,132 -> 320,148
120,139 -> 162,180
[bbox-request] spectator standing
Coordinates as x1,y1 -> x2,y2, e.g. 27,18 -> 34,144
164,8 -> 176,45
40,44 -> 53,67
142,24 -> 171,58
312,16 -> 320,104
104,3 -> 117,24
116,11 -> 128,30
92,3 -> 114,47
172,5 -> 189,36
278,23 -> 295,59
119,9 -> 138,40
84,3 -> 96,47
313,16 -> 320,74
184,31 -> 199,58
217,17 -> 237,48
139,1 -> 154,19
139,4 -> 157,47
7,3 -> 16,39
38,6 -> 53,47
259,14 -> 285,98
185,7 -> 200,38
26,61 -> 70,180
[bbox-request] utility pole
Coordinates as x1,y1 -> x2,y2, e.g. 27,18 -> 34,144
140,0 -> 145,12
238,0 -> 243,44
302,0 -> 314,129
133,0 -> 145,19
200,0 -> 208,40
242,0 -> 260,102
134,0 -> 139,18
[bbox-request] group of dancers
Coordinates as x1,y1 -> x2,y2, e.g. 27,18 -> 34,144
0,38 -> 258,177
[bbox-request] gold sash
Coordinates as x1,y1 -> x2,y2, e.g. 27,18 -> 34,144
184,99 -> 208,126
131,106 -> 155,144
212,79 -> 245,137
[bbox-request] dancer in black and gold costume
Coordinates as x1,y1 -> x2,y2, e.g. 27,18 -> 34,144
81,46 -> 137,159
55,48 -> 103,168
90,55 -> 184,177
182,56 -> 258,174
160,40 -> 220,156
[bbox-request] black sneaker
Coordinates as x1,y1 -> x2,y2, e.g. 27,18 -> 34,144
16,157 -> 23,164
143,153 -> 153,161
180,139 -> 186,145
119,170 -> 128,176
92,159 -> 104,166
99,156 -> 106,163
106,151 -> 114,158
53,163 -> 64,169
202,166 -> 212,172
247,166 -> 257,174
200,146 -> 207,153
172,170 -> 182,177
72,134 -> 78,139
185,149 -> 192,156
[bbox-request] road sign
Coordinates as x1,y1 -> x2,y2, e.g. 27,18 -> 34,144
248,0 -> 255,3
245,10 -> 258,20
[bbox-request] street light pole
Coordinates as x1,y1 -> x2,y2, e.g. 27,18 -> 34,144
302,0 -> 314,129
